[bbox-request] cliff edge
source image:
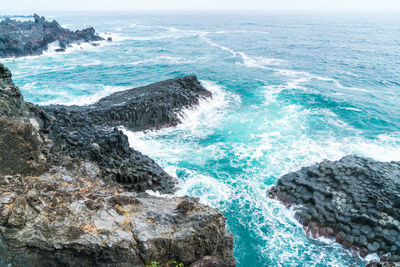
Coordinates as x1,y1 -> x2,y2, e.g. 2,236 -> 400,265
0,63 -> 235,266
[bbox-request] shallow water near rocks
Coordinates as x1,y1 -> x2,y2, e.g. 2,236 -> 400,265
3,11 -> 400,267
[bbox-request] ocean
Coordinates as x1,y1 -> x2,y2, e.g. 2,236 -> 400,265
3,11 -> 400,267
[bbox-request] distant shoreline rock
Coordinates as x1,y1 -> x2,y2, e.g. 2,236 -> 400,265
0,63 -> 235,266
0,14 -> 104,58
268,155 -> 400,265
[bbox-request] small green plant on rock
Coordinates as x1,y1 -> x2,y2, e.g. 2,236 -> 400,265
145,261 -> 160,267
145,260 -> 184,267
172,261 -> 184,267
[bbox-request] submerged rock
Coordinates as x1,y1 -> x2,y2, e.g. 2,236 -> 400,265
0,63 -> 235,266
268,155 -> 400,261
0,14 -> 104,58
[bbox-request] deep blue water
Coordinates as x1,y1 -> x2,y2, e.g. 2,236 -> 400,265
3,11 -> 400,267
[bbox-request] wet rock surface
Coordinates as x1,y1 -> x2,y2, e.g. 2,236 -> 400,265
268,155 -> 400,263
0,63 -> 235,266
0,14 -> 103,58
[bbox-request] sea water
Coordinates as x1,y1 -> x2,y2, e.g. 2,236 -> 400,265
3,11 -> 400,267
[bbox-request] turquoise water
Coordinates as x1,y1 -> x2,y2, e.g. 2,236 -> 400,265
3,12 -> 400,266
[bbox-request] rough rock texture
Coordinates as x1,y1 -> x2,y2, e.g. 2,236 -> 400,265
366,256 -> 400,267
190,256 -> 228,267
46,123 -> 177,193
268,155 -> 400,262
0,63 -> 51,176
0,63 -> 235,266
0,14 -> 103,58
0,117 -> 49,176
0,63 -> 24,118
0,163 -> 235,267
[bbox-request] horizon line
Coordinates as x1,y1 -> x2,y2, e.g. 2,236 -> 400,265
2,9 -> 400,14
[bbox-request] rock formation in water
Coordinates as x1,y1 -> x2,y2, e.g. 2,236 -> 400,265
0,14 -> 104,58
41,75 -> 211,193
43,75 -> 212,132
268,155 -> 400,264
0,63 -> 235,266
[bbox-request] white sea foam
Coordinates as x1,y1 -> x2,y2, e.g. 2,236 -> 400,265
126,56 -> 201,67
38,85 -> 130,106
2,39 -> 107,62
175,171 -> 234,207
215,30 -> 269,35
199,33 -> 238,56
199,33 -> 284,68
108,26 -> 207,42
121,80 -> 240,206
122,80 -> 240,144
275,68 -> 371,94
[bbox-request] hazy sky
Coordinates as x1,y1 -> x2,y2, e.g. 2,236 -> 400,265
2,0 -> 400,12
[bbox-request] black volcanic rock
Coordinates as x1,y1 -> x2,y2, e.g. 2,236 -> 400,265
0,14 -> 104,58
42,75 -> 211,193
44,75 -> 212,131
0,63 -> 235,266
268,155 -> 400,261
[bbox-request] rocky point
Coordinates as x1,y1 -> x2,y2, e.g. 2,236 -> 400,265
0,14 -> 104,58
0,62 -> 235,266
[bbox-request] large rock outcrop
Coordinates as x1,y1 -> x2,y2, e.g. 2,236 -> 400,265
0,63 -> 235,266
268,155 -> 400,264
43,75 -> 212,131
0,163 -> 235,267
0,14 -> 104,58
42,75 -> 211,193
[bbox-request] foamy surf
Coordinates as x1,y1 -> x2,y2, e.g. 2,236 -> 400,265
37,84 -> 130,106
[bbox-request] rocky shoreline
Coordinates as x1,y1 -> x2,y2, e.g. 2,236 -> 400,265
268,155 -> 400,266
0,63 -> 235,266
0,14 -> 104,58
